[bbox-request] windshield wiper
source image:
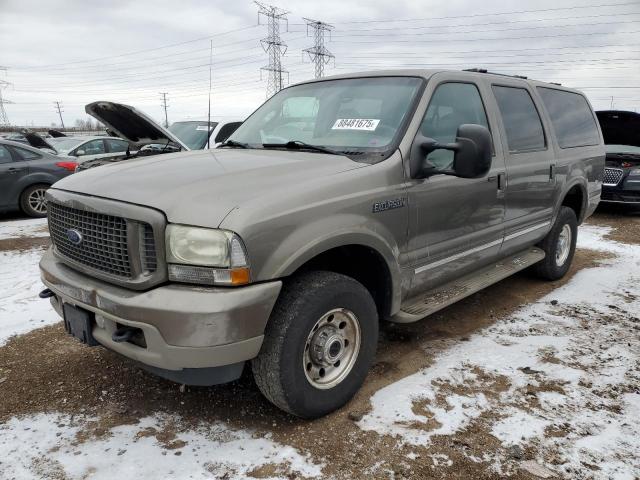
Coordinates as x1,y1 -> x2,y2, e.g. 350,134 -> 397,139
262,140 -> 341,155
218,139 -> 250,149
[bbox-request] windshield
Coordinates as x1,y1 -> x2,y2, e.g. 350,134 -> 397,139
228,77 -> 423,161
168,121 -> 217,150
48,137 -> 83,153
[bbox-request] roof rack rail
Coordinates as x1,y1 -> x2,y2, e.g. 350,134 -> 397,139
463,68 -> 528,80
549,82 -> 562,86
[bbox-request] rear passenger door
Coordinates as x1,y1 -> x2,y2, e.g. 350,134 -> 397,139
491,83 -> 555,253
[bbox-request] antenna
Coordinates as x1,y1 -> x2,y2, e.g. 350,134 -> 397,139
207,40 -> 213,149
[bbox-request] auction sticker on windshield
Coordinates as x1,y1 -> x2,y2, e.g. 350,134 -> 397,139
196,125 -> 211,131
332,118 -> 380,131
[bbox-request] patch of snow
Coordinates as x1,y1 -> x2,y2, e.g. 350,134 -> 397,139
0,218 -> 48,240
359,225 -> 640,478
0,248 -> 59,345
0,413 -> 323,480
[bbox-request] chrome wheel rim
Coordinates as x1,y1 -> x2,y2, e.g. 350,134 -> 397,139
303,308 -> 361,390
28,188 -> 48,214
555,224 -> 572,267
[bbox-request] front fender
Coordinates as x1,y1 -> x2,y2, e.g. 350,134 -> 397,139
254,213 -> 403,314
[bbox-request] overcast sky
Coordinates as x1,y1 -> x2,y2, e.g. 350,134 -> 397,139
1,0 -> 638,127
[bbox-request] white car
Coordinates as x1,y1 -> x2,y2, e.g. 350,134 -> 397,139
47,136 -> 132,163
76,101 -> 243,170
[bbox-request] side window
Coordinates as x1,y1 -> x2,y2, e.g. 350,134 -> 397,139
105,139 -> 129,153
77,139 -> 105,156
537,88 -> 600,148
420,82 -> 490,169
214,122 -> 242,143
12,146 -> 42,160
492,86 -> 546,153
0,145 -> 13,164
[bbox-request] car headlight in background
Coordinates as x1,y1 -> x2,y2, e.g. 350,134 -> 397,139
628,168 -> 640,176
166,225 -> 250,286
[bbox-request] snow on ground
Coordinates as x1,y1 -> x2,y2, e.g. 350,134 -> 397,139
0,413 -> 323,480
358,225 -> 640,479
0,217 -> 48,240
0,219 -> 58,345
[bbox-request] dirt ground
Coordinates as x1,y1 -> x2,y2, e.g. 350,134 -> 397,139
1,207 -> 639,479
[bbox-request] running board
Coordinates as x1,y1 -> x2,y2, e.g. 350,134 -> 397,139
391,247 -> 545,323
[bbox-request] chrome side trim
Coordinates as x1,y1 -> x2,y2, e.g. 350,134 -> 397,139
504,221 -> 551,242
414,238 -> 503,274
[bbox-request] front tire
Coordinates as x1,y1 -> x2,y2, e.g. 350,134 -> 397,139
20,184 -> 49,218
532,206 -> 578,280
252,271 -> 378,418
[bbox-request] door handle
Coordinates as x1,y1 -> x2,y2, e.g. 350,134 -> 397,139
549,164 -> 556,181
489,172 -> 506,190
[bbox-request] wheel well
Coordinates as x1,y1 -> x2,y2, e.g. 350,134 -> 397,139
561,185 -> 585,223
294,245 -> 393,318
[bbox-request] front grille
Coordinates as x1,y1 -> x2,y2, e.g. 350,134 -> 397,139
603,168 -> 624,186
48,203 -> 157,279
141,223 -> 157,272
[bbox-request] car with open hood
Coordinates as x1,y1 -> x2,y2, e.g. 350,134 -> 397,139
76,101 -> 242,170
39,69 -> 603,418
596,110 -> 640,207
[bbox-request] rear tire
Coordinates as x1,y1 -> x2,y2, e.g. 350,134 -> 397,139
252,271 -> 378,418
20,184 -> 49,218
532,206 -> 577,280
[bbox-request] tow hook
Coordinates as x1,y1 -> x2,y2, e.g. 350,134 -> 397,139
39,288 -> 55,299
112,327 -> 137,343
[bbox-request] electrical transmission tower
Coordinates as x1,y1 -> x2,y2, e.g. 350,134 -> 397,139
303,19 -> 334,79
160,92 -> 169,127
0,67 -> 11,126
255,2 -> 289,98
53,101 -> 65,129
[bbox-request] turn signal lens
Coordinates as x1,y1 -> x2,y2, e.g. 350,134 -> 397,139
230,267 -> 251,285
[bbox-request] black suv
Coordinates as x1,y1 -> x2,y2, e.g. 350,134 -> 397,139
596,110 -> 640,208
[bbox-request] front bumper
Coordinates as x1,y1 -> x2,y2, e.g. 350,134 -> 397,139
40,247 -> 282,383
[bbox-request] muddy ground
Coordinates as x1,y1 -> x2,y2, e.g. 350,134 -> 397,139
0,206 -> 639,479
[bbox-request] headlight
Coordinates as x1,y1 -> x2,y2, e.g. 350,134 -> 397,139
629,168 -> 640,176
166,225 -> 250,286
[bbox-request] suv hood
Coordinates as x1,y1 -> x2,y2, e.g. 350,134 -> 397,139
596,110 -> 640,148
52,148 -> 365,227
85,101 -> 190,150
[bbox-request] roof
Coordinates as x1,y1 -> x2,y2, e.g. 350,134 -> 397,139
293,68 -> 584,95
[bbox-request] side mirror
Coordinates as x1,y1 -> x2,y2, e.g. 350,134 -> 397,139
410,124 -> 492,179
75,149 -> 86,156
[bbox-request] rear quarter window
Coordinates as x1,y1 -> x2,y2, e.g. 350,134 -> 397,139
537,87 -> 600,148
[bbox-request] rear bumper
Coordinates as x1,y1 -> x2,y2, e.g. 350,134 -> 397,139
40,247 -> 282,382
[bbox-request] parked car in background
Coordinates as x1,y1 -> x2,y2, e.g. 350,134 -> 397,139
76,101 -> 242,170
0,139 -> 76,217
40,69 -> 603,417
47,136 -> 133,163
596,110 -> 640,208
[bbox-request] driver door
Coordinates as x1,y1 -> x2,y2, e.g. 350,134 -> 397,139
407,79 -> 506,295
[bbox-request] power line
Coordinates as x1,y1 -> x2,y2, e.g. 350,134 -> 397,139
303,18 -> 334,79
256,1 -> 289,98
332,1 -> 640,24
10,25 -> 261,71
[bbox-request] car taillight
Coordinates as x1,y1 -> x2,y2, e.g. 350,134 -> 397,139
55,161 -> 78,172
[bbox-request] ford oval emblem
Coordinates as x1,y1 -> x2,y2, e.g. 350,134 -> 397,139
66,229 -> 83,245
